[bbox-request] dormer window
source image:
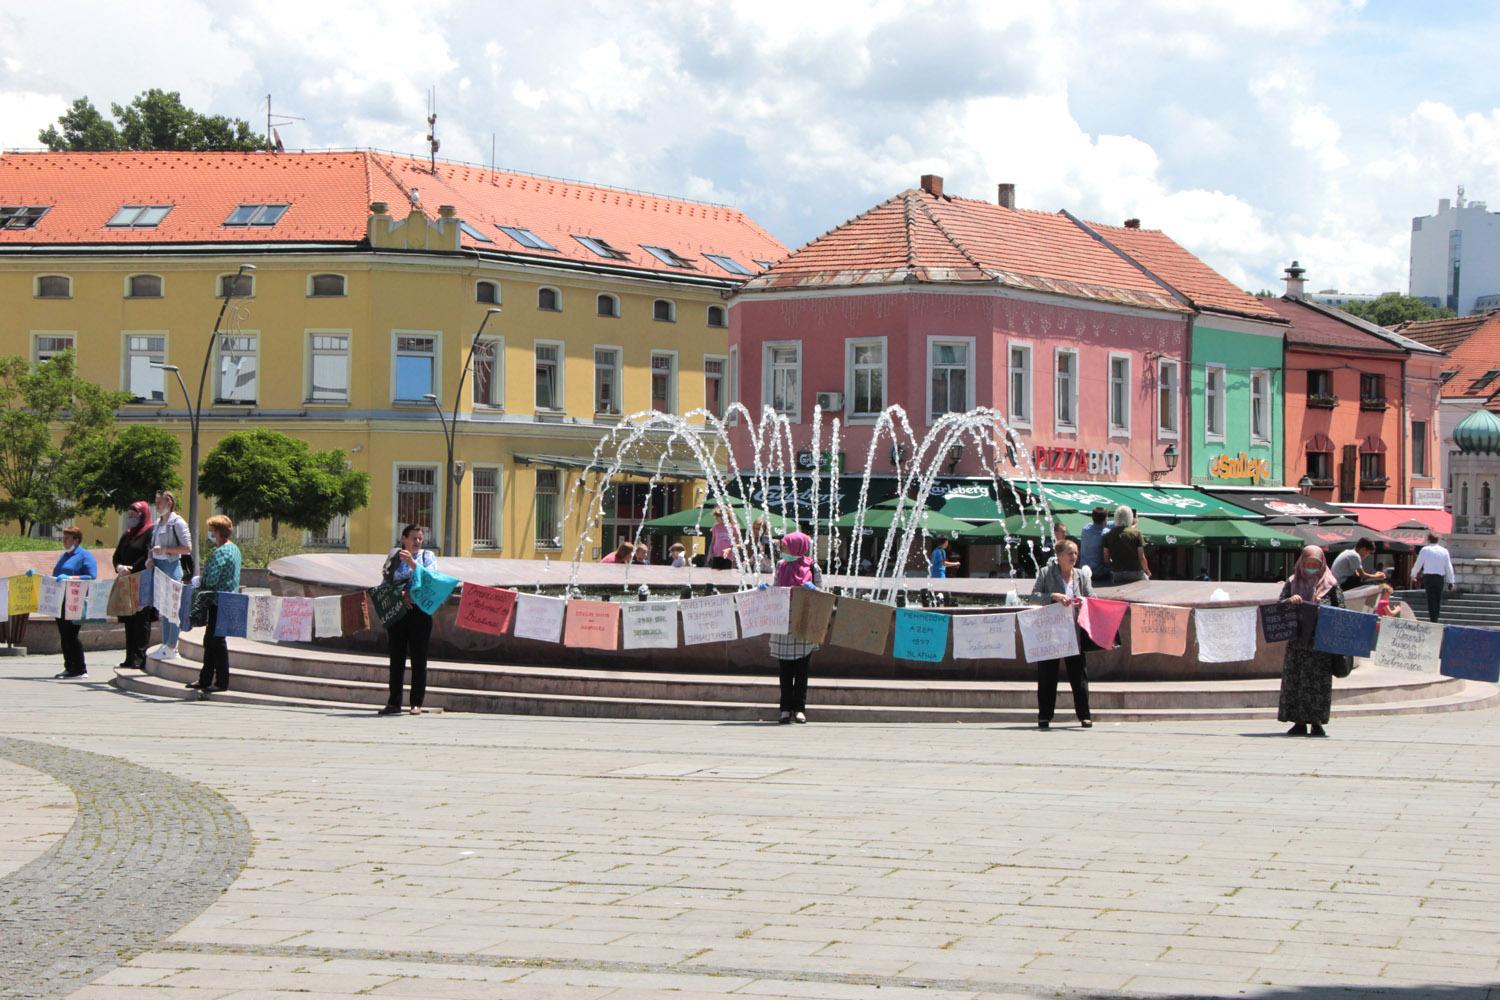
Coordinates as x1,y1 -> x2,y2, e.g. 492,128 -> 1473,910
497,225 -> 556,251
574,235 -> 630,260
223,203 -> 289,227
641,245 -> 696,269
107,205 -> 172,228
1471,369 -> 1500,392
704,253 -> 752,276
0,206 -> 49,229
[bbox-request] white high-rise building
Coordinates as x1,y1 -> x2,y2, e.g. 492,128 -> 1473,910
1410,187 -> 1500,316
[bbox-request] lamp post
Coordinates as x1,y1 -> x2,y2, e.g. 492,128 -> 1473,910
1298,474 -> 1314,497
151,262 -> 254,571
425,306 -> 501,556
1150,443 -> 1179,482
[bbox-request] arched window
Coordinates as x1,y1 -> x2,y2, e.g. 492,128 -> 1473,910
309,273 -> 346,297
707,304 -> 727,328
537,287 -> 561,311
597,293 -> 619,318
476,280 -> 500,304
653,298 -> 676,322
1483,482 -> 1493,518
218,272 -> 253,298
126,274 -> 163,298
35,274 -> 71,298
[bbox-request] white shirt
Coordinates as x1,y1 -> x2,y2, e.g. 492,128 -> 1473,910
1411,543 -> 1455,585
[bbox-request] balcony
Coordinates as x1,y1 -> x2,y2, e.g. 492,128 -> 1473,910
1306,393 -> 1339,410
1359,396 -> 1389,412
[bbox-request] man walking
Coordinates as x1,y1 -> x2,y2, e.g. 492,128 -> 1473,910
1410,532 -> 1456,623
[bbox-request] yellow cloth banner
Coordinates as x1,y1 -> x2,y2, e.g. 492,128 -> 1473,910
7,574 -> 40,616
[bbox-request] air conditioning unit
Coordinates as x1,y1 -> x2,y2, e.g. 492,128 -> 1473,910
815,391 -> 843,412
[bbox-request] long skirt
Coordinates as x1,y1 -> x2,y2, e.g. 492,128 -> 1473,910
1277,638 -> 1333,725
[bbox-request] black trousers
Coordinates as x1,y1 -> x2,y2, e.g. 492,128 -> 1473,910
386,610 -> 433,709
197,604 -> 229,690
1038,653 -> 1091,723
778,655 -> 810,713
710,557 -> 734,570
56,618 -> 85,674
1423,574 -> 1445,623
121,612 -> 152,668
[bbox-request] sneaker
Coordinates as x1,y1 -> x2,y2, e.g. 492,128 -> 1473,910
778,711 -> 792,725
161,647 -> 181,661
147,646 -> 169,660
793,712 -> 807,724
53,670 -> 87,679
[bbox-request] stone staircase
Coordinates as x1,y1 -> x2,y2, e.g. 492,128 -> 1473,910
1392,590 -> 1500,629
109,633 -> 1500,723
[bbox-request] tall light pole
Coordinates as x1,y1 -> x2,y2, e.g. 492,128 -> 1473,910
155,263 -> 255,571
425,306 -> 501,556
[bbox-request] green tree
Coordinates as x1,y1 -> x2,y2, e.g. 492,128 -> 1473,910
1340,293 -> 1456,327
70,425 -> 183,515
38,90 -> 265,152
200,429 -> 369,538
0,351 -> 131,535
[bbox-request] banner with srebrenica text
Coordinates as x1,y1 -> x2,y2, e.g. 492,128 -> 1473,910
1018,602 -> 1079,661
622,600 -> 679,649
735,587 -> 790,638
1131,604 -> 1188,656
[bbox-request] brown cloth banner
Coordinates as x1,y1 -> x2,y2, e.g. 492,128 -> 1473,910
341,591 -> 372,634
826,596 -> 894,655
789,588 -> 836,645
106,571 -> 140,618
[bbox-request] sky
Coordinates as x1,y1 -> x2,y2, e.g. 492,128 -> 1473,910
2,0 -> 1498,295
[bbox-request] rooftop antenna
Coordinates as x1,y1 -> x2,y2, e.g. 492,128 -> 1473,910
264,94 -> 302,153
426,88 -> 440,174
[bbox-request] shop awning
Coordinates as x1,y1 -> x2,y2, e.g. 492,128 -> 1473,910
1189,518 -> 1304,549
1338,505 -> 1453,534
1283,523 -> 1416,555
514,453 -> 708,481
1200,490 -> 1345,521
1028,482 -> 1260,520
965,513 -> 1202,546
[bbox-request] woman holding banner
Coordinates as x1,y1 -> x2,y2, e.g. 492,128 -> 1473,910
188,516 -> 241,698
1031,538 -> 1094,730
1277,545 -> 1346,738
768,531 -> 821,725
378,524 -> 437,716
50,526 -> 97,679
112,500 -> 155,672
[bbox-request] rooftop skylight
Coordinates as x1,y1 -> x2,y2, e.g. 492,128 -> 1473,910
459,221 -> 493,243
223,204 -> 289,227
641,244 -> 696,269
573,234 -> 630,260
0,206 -> 49,230
497,225 -> 556,251
107,204 -> 173,228
703,253 -> 752,276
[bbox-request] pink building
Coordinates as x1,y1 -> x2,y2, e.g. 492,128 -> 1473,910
728,176 -> 1193,491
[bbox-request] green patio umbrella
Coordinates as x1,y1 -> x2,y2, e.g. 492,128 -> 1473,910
1188,518 -> 1302,550
644,503 -> 799,533
833,505 -> 975,539
964,513 -> 1202,546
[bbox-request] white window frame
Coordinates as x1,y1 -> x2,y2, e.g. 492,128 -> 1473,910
1204,363 -> 1227,443
124,273 -> 164,298
594,345 -> 623,416
650,350 -> 679,414
927,337 -> 976,425
534,339 -> 565,412
123,331 -> 168,404
537,286 -> 562,312
703,354 -> 727,420
727,346 -> 740,426
763,340 -> 802,423
597,293 -> 620,318
534,468 -> 563,550
307,273 -> 347,298
216,272 -> 254,298
1053,346 -> 1079,434
845,336 -> 887,422
32,331 -> 76,366
392,463 -> 442,547
305,329 -> 352,405
1107,352 -> 1131,438
472,335 -> 504,409
475,279 -> 501,305
34,274 -> 71,299
1157,358 -> 1181,440
706,304 -> 727,329
1006,340 -> 1032,429
1249,368 -> 1271,445
470,463 -> 502,551
214,330 -> 260,405
390,329 -> 442,404
652,298 -> 676,323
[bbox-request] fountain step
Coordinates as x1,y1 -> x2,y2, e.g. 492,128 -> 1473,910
115,637 -> 1497,722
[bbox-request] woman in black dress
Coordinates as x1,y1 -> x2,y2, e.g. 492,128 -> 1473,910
112,500 -> 155,671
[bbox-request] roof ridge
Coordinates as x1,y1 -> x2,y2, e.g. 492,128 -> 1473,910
901,191 -> 919,271
914,194 -> 989,274
1061,210 -> 1192,309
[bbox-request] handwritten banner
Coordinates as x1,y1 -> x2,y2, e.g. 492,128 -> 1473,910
247,595 -> 281,641
63,580 -> 88,620
826,597 -> 894,655
36,576 -> 65,618
83,579 -> 113,621
680,594 -> 739,645
951,612 -> 1017,660
1079,597 -> 1128,650
788,588 -> 836,645
892,608 -> 950,662
312,595 -> 344,638
1193,607 -> 1258,663
410,565 -> 461,616
214,592 -> 250,638
564,600 -> 621,650
152,569 -> 183,627
735,587 -> 790,638
1130,603 -> 1188,656
341,592 -> 371,634
1313,605 -> 1379,658
1259,602 -> 1301,644
1439,626 -> 1500,683
455,584 -> 517,636
513,593 -> 567,643
8,574 -> 40,616
621,600 -> 679,649
1369,618 -> 1443,673
1018,602 -> 1080,661
273,596 -> 313,643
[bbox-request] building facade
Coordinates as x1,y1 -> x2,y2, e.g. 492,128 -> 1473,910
1394,311 -> 1500,493
1409,189 -> 1500,316
0,151 -> 786,557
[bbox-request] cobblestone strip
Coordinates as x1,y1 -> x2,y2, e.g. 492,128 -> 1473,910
0,737 -> 251,999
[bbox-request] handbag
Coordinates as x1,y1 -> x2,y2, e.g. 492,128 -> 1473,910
367,580 -> 409,628
1330,654 -> 1354,679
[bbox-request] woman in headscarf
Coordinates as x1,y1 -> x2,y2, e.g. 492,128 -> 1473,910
112,500 -> 155,671
1277,545 -> 1346,737
766,531 -> 820,725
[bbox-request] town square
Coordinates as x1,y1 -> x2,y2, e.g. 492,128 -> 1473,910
2,2 -> 1499,997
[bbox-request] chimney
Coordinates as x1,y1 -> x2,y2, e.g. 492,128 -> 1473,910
437,204 -> 456,218
1283,260 -> 1307,299
1123,218 -> 1141,229
997,182 -> 1015,209
920,174 -> 944,198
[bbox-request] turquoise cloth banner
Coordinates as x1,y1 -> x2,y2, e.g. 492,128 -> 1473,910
892,608 -> 949,662
410,564 -> 461,616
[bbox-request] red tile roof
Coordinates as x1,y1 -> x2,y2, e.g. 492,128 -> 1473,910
1081,221 -> 1283,322
744,188 -> 1189,313
1396,313 -> 1496,355
1265,296 -> 1409,354
0,151 -> 787,281
1401,312 -> 1500,401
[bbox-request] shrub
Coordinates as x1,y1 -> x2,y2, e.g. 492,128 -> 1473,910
236,535 -> 305,570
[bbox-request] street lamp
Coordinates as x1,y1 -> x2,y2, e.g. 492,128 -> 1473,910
155,262 -> 254,571
1298,474 -> 1314,496
426,306 -> 502,555
1150,442 -> 1179,482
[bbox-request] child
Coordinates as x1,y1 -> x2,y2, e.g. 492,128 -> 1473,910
669,543 -> 688,568
1373,583 -> 1402,618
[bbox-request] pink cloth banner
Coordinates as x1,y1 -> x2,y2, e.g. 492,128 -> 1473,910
64,580 -> 88,620
1129,604 -> 1189,657
456,584 -> 517,636
563,600 -> 621,650
1078,598 -> 1128,650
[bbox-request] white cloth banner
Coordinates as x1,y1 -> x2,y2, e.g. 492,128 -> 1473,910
680,594 -> 739,645
621,600 -> 680,649
952,612 -> 1018,660
1194,607 -> 1259,663
153,569 -> 184,627
246,595 -> 281,642
735,587 -> 790,638
312,595 -> 343,638
1370,617 -> 1444,673
36,576 -> 66,618
83,579 -> 113,621
513,593 -> 567,643
1017,602 -> 1079,661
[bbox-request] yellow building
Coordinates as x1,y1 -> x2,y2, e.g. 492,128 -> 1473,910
0,151 -> 785,557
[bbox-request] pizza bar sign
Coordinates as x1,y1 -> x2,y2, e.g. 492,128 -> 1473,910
1029,447 -> 1123,477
